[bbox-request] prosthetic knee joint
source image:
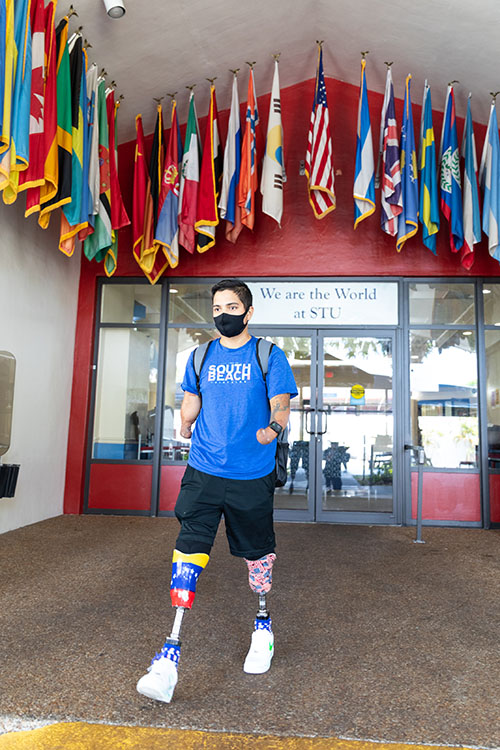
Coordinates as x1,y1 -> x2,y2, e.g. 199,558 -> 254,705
245,553 -> 276,632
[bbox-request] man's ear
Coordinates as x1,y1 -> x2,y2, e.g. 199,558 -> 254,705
245,306 -> 254,324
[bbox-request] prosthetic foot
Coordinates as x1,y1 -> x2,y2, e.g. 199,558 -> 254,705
243,554 -> 276,674
136,550 -> 209,702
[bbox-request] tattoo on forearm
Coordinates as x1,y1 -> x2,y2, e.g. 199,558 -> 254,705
270,395 -> 290,421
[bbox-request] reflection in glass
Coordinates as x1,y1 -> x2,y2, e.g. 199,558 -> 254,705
162,329 -> 218,465
262,337 -> 312,512
485,331 -> 500,469
100,284 -> 161,325
320,337 -> 393,513
410,330 -> 478,468
92,328 -> 159,460
409,283 -> 475,326
483,284 -> 500,326
168,284 -> 213,324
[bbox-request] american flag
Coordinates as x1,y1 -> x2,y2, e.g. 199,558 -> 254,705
305,46 -> 336,218
378,68 -> 402,235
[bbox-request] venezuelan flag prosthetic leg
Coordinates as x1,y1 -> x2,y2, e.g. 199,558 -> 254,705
243,553 -> 276,674
136,550 -> 209,702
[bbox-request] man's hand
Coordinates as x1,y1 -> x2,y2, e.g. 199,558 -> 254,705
256,427 -> 277,445
180,423 -> 193,439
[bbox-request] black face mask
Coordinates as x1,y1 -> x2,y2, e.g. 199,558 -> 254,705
214,310 -> 248,338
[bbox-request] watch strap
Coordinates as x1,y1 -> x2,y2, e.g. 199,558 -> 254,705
268,420 -> 283,435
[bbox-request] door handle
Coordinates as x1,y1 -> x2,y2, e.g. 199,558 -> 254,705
316,408 -> 328,435
304,408 -> 315,435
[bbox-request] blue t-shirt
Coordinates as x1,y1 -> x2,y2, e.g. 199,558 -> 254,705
182,336 -> 298,479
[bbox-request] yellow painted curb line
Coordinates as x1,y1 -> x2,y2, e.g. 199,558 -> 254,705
0,724 -> 481,750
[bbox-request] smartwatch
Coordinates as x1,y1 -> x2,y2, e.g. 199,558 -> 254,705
268,421 -> 283,436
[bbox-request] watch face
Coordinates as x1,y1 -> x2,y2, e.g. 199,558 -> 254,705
269,421 -> 282,434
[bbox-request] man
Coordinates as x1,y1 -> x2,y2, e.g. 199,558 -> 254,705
136,278 -> 297,703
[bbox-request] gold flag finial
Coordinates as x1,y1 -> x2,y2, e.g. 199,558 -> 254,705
246,61 -> 256,69
68,4 -> 78,18
272,52 -> 281,61
448,79 -> 459,87
206,77 -> 217,85
229,68 -> 240,76
361,50 -> 369,59
186,84 -> 196,92
384,61 -> 393,68
167,92 -> 178,100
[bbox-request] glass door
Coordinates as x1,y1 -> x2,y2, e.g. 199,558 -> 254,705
251,329 -> 317,522
316,332 -> 397,523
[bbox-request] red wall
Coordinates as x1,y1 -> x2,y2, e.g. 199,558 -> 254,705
63,75 -> 500,515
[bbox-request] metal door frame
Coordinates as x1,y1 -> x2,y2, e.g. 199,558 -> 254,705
315,329 -> 401,524
250,326 -> 318,523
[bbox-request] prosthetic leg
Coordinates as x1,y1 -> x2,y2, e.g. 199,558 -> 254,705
243,553 -> 276,674
136,550 -> 209,702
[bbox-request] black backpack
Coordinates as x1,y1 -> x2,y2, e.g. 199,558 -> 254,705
192,337 -> 289,488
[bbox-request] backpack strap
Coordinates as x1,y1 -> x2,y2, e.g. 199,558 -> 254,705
255,338 -> 275,399
193,339 -> 215,395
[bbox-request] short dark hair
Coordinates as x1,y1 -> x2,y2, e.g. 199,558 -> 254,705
211,278 -> 252,310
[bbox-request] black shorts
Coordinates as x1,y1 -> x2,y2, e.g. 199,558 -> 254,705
174,465 -> 276,559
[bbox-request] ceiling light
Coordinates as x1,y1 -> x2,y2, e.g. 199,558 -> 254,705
169,288 -> 178,294
463,331 -> 472,336
103,0 -> 126,18
482,288 -> 491,294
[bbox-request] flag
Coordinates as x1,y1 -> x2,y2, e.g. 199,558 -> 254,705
59,35 -> 85,255
238,67 -> 260,230
219,73 -> 242,243
261,58 -> 285,226
461,96 -> 481,270
0,0 -> 7,148
83,79 -> 115,274
0,0 -> 14,159
139,103 -> 166,282
17,0 -> 45,195
439,85 -> 464,252
155,99 -> 181,268
25,0 -> 57,218
132,114 -> 165,283
479,100 -> 500,263
76,50 -> 93,242
38,15 -> 72,229
305,45 -> 336,218
1,0 -> 32,202
81,62 -> 99,236
396,75 -> 419,252
155,98 -> 181,268
419,83 -> 439,254
179,91 -> 201,253
107,89 -> 130,232
149,103 -> 163,229
196,84 -> 222,253
378,67 -> 402,236
353,57 -> 375,227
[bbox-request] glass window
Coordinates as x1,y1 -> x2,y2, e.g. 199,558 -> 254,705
168,284 -> 212,325
485,331 -> 500,469
92,328 -> 159,460
483,284 -> 500,326
409,283 -> 475,325
162,328 -> 218,463
100,284 -> 161,325
0,351 -> 16,456
410,330 -> 478,468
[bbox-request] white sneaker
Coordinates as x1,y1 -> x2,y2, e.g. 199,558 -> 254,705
243,628 -> 274,674
136,656 -> 178,703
